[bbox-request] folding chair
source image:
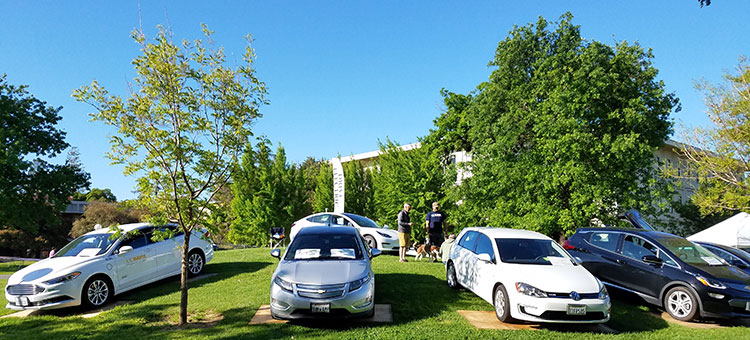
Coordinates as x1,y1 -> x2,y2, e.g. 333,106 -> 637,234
269,227 -> 286,249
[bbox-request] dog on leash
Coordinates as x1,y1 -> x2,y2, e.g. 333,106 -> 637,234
414,243 -> 440,261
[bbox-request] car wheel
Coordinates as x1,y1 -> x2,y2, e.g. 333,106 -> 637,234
493,284 -> 515,323
664,286 -> 698,321
446,262 -> 460,289
82,276 -> 112,308
188,250 -> 205,277
364,235 -> 377,250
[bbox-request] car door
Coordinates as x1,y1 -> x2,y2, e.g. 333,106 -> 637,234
113,228 -> 160,290
152,225 -> 184,276
454,231 -> 479,288
583,231 -> 624,284
611,234 -> 666,298
473,233 -> 497,302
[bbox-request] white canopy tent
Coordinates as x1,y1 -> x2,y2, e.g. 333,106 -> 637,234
687,212 -> 750,249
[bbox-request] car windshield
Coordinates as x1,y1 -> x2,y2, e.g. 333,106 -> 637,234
54,233 -> 117,257
285,233 -> 364,261
653,235 -> 726,266
343,214 -> 381,228
495,238 -> 574,265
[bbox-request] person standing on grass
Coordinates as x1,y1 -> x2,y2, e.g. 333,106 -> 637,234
397,203 -> 413,262
425,201 -> 446,262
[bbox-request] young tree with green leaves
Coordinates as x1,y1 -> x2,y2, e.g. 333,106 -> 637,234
0,75 -> 90,234
678,58 -> 750,215
73,24 -> 266,325
432,13 -> 678,238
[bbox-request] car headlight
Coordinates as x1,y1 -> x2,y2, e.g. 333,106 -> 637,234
515,282 -> 547,298
43,271 -> 81,285
274,276 -> 294,292
349,273 -> 371,292
598,284 -> 609,300
696,276 -> 726,290
376,231 -> 392,238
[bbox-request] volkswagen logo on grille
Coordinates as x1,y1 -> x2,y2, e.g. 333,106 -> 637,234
570,291 -> 581,301
317,289 -> 327,294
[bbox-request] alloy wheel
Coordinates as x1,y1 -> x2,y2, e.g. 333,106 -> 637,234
666,290 -> 693,318
87,279 -> 109,306
189,252 -> 204,275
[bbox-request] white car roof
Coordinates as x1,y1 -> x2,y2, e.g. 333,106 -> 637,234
84,222 -> 151,235
463,227 -> 551,240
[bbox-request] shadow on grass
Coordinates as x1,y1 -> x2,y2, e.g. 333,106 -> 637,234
605,289 -> 669,333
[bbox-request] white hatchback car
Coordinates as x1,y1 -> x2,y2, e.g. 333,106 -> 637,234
446,227 -> 610,323
290,213 -> 399,252
5,223 -> 214,310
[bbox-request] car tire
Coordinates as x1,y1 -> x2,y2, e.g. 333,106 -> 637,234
82,276 -> 112,308
493,284 -> 515,323
364,235 -> 377,250
187,250 -> 205,277
446,262 -> 460,289
664,286 -> 699,321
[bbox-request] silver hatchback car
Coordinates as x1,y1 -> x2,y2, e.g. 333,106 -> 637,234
269,225 -> 380,319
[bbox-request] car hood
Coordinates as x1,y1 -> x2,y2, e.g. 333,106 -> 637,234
505,263 -> 601,293
372,228 -> 398,238
690,263 -> 750,284
7,256 -> 98,284
275,260 -> 370,285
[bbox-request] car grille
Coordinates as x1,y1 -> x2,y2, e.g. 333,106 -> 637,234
547,292 -> 599,299
7,284 -> 45,296
538,310 -> 606,321
296,283 -> 347,299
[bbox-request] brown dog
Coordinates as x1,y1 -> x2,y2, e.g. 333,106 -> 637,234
414,243 -> 440,261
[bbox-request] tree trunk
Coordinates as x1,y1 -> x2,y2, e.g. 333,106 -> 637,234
179,230 -> 191,325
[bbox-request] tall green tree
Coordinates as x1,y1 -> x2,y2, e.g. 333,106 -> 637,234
678,58 -> 750,215
372,140 -> 446,242
312,162 -> 334,213
73,24 -> 266,325
72,187 -> 117,202
434,14 -> 678,238
229,140 -> 308,245
0,75 -> 90,233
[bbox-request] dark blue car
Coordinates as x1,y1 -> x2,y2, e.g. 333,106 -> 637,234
564,228 -> 750,321
695,242 -> 750,275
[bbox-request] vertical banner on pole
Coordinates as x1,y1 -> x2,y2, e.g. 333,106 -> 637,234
331,158 -> 345,213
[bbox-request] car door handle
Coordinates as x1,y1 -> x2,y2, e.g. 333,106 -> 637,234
615,259 -> 627,265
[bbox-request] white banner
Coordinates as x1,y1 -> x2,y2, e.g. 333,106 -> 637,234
331,158 -> 345,213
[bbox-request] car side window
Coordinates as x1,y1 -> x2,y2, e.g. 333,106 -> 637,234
705,245 -> 739,264
121,230 -> 149,249
474,234 -> 495,261
458,231 -> 478,252
621,235 -> 658,261
309,214 -> 328,223
587,232 -> 620,252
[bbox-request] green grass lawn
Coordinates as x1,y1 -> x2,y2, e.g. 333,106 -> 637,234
0,248 -> 748,339
0,261 -> 30,275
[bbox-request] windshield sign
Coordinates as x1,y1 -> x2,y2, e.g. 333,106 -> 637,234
286,234 -> 363,260
495,238 -> 574,265
54,234 -> 117,257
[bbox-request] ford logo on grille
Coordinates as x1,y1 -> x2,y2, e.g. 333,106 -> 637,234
570,291 -> 581,301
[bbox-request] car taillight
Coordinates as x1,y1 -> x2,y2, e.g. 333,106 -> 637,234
562,240 -> 575,250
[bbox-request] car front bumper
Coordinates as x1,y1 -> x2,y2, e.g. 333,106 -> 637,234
696,286 -> 750,319
5,281 -> 82,310
512,294 -> 611,324
269,280 -> 375,319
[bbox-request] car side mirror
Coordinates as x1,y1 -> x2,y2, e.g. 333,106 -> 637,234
574,256 -> 583,265
370,248 -> 382,258
383,224 -> 390,229
118,246 -> 133,255
477,253 -> 493,263
270,249 -> 281,259
730,259 -> 749,269
642,255 -> 663,266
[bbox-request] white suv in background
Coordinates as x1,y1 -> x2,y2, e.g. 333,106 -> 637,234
290,213 -> 399,252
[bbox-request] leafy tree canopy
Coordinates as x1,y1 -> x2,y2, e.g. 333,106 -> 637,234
72,187 -> 117,202
431,13 -> 679,237
0,75 -> 90,232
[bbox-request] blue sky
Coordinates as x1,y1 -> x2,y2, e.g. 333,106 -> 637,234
1,1 -> 748,200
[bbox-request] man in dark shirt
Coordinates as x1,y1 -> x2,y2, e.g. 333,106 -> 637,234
397,203 -> 413,262
425,201 -> 446,262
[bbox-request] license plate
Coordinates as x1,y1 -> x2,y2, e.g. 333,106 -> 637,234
311,303 -> 330,313
16,297 -> 29,307
746,301 -> 750,311
567,304 -> 586,315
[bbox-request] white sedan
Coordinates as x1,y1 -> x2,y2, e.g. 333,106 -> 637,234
446,227 -> 610,323
290,212 -> 399,252
4,223 -> 214,310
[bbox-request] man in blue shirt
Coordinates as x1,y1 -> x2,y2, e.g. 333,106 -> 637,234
425,201 -> 446,262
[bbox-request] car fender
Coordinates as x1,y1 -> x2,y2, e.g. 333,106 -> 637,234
658,281 -> 704,313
